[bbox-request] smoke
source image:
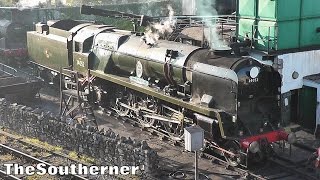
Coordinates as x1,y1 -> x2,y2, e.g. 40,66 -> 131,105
197,0 -> 226,49
141,5 -> 176,46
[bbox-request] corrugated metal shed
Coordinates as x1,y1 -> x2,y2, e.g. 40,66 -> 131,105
279,50 -> 320,93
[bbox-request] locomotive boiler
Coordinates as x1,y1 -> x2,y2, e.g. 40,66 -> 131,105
27,15 -> 296,166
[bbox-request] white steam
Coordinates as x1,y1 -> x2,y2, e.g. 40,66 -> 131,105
141,5 -> 176,46
197,0 -> 226,49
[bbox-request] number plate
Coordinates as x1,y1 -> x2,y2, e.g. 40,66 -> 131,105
247,78 -> 259,83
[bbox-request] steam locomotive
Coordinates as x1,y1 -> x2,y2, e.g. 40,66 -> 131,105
0,7 -> 79,65
0,9 -> 28,62
27,14 -> 296,167
0,7 -> 51,65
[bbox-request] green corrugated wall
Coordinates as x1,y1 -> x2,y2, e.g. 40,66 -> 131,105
237,0 -> 320,51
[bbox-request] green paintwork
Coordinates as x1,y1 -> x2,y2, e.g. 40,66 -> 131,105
49,27 -> 72,38
27,31 -> 70,71
91,47 -> 113,73
90,70 -> 221,118
238,0 -> 256,18
27,20 -> 232,139
256,20 -> 300,51
73,52 -> 91,73
299,86 -> 317,130
237,0 -> 320,51
237,17 -> 320,51
238,0 -> 320,20
113,53 -> 137,73
301,0 -> 320,18
237,18 -> 256,41
300,18 -> 320,47
257,0 -> 301,21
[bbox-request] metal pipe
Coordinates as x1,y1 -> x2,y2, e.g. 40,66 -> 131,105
195,150 -> 199,180
268,26 -> 270,54
221,22 -> 224,41
59,67 -> 63,116
143,114 -> 181,124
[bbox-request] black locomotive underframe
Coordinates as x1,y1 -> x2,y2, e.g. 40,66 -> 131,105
85,72 -> 249,167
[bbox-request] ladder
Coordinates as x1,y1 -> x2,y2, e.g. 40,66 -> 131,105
59,68 -> 97,127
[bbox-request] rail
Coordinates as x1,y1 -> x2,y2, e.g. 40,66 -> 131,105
19,70 -> 43,82
0,143 -> 88,180
0,63 -> 17,76
0,170 -> 21,180
0,62 -> 43,82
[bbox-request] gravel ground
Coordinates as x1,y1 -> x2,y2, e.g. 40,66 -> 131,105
20,85 -> 241,179
16,84 -> 320,179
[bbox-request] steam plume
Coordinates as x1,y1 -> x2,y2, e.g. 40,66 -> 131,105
141,5 -> 176,46
197,0 -> 226,49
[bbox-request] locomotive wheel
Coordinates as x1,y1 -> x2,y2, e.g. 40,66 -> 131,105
114,91 -> 133,117
158,121 -> 184,141
136,96 -> 157,127
223,141 -> 242,167
140,117 -> 155,128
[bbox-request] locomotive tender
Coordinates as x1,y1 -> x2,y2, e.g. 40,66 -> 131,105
27,17 -> 296,166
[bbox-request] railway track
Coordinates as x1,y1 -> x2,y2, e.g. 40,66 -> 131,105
0,131 -> 89,180
0,169 -> 21,180
250,156 -> 319,180
6,79 -> 318,180
198,143 -> 320,180
246,141 -> 320,180
106,111 -> 320,180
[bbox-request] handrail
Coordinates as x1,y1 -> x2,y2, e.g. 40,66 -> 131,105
166,15 -> 237,43
238,24 -> 279,53
158,15 -> 280,53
